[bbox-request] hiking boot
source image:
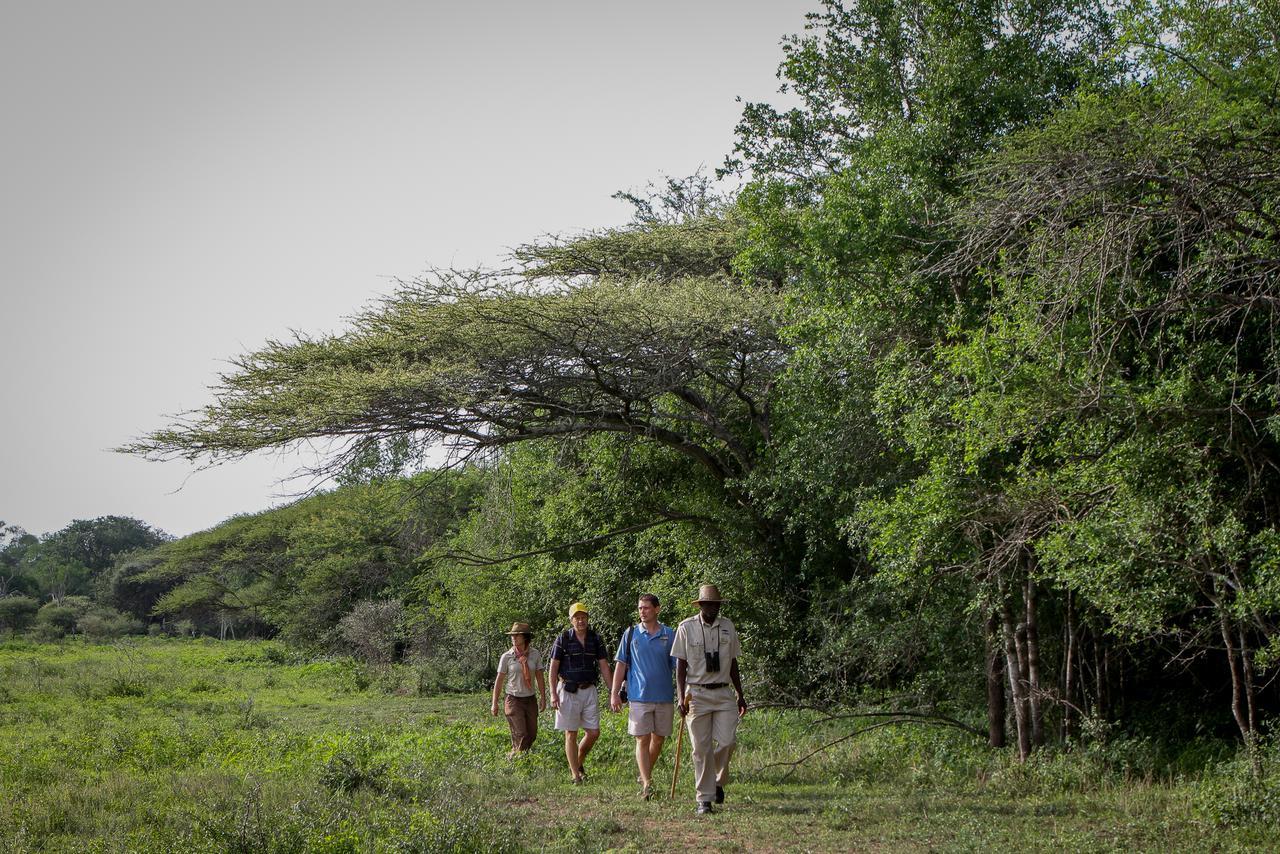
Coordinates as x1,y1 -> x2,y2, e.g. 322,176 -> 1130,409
696,801 -> 714,815
715,785 -> 724,804
641,784 -> 653,801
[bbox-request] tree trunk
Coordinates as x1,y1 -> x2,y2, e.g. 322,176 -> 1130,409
986,611 -> 1006,748
1001,600 -> 1031,761
1062,590 -> 1076,741
1219,607 -> 1251,741
1024,578 -> 1043,747
1094,638 -> 1107,721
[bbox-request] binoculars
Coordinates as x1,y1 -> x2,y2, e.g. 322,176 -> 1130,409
704,650 -> 721,673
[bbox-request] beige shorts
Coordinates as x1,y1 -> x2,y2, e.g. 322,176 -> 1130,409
626,701 -> 674,737
554,682 -> 600,732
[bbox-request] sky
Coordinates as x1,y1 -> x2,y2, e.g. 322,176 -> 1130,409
1,0 -> 812,539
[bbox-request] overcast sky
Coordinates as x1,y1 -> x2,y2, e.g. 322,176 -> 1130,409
1,0 -> 811,539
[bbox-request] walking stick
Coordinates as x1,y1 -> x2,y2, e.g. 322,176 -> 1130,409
669,691 -> 689,799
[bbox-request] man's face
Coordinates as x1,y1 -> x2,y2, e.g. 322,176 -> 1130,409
698,600 -> 720,623
637,598 -> 658,623
571,611 -> 590,631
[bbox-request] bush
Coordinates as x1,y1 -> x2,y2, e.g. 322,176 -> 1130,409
0,595 -> 39,632
1194,739 -> 1280,828
77,606 -> 146,639
338,599 -> 405,664
34,601 -> 84,638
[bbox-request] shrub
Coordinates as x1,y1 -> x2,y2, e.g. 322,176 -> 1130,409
34,601 -> 82,638
77,606 -> 146,639
338,599 -> 405,664
320,734 -> 390,793
0,595 -> 39,632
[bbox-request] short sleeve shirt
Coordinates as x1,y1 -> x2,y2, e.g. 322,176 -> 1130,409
497,647 -> 542,697
671,615 -> 740,684
615,623 -> 676,703
550,628 -> 609,685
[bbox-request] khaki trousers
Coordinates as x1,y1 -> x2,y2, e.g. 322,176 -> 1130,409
685,684 -> 738,803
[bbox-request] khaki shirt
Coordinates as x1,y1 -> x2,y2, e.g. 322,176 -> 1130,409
497,647 -> 542,697
671,614 -> 740,684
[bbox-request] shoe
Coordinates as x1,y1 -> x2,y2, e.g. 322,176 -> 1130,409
571,774 -> 584,785
696,802 -> 714,815
641,784 -> 653,801
579,765 -> 588,781
715,785 -> 724,804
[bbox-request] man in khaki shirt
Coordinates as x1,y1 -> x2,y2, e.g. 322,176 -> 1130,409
671,583 -> 747,815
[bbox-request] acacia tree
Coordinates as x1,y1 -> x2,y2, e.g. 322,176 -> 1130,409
124,208 -> 813,652
131,266 -> 785,508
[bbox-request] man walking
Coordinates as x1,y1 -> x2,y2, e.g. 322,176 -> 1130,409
671,583 -> 747,815
548,601 -> 612,784
609,593 -> 676,800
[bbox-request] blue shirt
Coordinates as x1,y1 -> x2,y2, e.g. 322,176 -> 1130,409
616,623 -> 676,703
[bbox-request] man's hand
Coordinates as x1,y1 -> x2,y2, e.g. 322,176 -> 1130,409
539,697 -> 547,712
490,702 -> 499,717
679,700 -> 689,717
737,695 -> 748,718
609,689 -> 622,713
550,690 -> 560,710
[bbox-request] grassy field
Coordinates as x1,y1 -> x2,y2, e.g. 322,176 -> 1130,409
0,639 -> 1275,852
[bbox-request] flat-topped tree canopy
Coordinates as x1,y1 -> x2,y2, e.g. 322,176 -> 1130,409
124,216 -> 789,487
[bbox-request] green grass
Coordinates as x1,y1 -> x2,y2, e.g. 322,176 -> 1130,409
0,638 -> 1275,852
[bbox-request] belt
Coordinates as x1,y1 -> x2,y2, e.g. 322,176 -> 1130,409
563,680 -> 596,688
694,682 -> 730,689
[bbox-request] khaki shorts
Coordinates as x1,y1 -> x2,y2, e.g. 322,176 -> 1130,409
627,701 -> 674,737
554,682 -> 600,732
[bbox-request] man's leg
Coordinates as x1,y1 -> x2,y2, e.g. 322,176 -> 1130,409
575,688 -> 602,774
635,733 -> 654,786
577,727 -> 600,768
687,707 -> 717,805
710,707 -> 739,800
647,733 -> 666,770
563,729 -> 582,778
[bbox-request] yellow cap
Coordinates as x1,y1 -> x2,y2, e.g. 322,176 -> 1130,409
568,602 -> 589,619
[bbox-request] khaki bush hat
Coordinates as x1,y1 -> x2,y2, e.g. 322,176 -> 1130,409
568,602 -> 589,619
505,622 -> 532,635
692,583 -> 724,604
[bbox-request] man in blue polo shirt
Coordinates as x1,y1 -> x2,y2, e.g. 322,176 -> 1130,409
609,593 -> 677,800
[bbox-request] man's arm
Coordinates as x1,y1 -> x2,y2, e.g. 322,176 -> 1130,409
610,660 -> 628,713
598,656 -> 613,691
676,658 -> 689,716
730,657 -> 747,718
548,658 -> 561,709
536,669 -> 547,712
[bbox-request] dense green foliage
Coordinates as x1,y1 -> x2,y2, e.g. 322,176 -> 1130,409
0,518 -> 167,640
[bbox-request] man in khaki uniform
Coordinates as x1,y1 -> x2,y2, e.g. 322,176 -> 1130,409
671,583 -> 747,815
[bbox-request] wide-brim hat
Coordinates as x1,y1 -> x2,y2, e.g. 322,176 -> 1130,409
505,622 -> 532,636
692,583 -> 725,604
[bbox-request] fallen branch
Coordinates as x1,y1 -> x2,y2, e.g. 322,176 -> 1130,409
751,704 -> 985,780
